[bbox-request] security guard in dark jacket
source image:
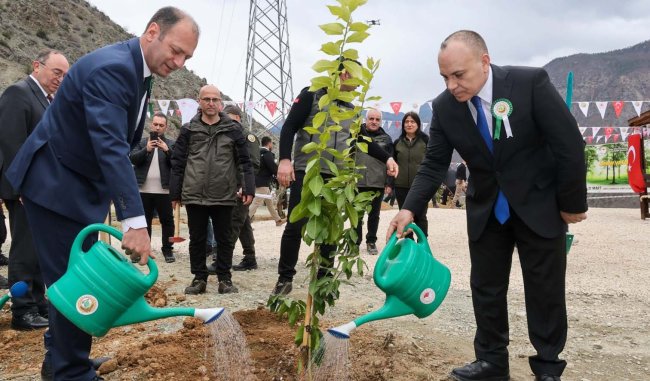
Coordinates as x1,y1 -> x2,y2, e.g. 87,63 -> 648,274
129,112 -> 176,262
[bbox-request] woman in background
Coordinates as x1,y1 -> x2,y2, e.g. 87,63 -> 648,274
391,111 -> 429,235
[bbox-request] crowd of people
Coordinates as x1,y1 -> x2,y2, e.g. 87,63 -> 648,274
0,6 -> 588,381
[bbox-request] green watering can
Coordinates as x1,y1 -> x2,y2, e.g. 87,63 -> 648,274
47,224 -> 224,337
328,223 -> 451,339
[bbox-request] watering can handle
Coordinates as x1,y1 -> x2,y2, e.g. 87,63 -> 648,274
407,223 -> 433,256
69,223 -> 158,286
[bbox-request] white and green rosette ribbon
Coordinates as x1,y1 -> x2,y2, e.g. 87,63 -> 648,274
491,98 -> 513,140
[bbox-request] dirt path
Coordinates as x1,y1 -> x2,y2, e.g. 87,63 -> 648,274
1,206 -> 649,380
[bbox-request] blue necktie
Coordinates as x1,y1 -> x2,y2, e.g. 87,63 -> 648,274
471,96 -> 510,224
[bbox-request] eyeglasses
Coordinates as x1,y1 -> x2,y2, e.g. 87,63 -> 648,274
38,62 -> 66,80
200,97 -> 222,104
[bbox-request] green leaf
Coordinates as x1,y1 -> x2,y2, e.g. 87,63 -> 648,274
336,193 -> 346,210
319,22 -> 345,35
308,175 -> 324,196
303,126 -> 321,135
366,95 -> 381,102
307,196 -> 322,216
342,77 -> 364,87
320,41 -> 341,56
341,48 -> 359,60
306,217 -> 321,240
356,141 -> 368,153
310,76 -> 331,90
346,31 -> 369,44
312,111 -> 327,129
346,203 -> 358,227
366,56 -> 375,69
325,148 -> 344,159
342,60 -> 363,80
321,186 -> 335,202
302,141 -> 319,154
344,184 -> 355,202
337,91 -> 355,103
327,5 -> 351,22
349,22 -> 370,33
318,93 -> 331,110
312,59 -> 336,73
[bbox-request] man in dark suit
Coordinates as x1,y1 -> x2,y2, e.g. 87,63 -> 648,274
0,50 -> 69,331
6,7 -> 199,381
387,30 -> 587,381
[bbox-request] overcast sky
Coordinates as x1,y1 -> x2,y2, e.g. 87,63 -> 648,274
89,0 -> 650,105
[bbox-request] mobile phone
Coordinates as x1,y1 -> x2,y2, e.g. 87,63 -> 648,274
150,131 -> 158,141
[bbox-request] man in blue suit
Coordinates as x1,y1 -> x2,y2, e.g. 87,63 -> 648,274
6,7 -> 199,381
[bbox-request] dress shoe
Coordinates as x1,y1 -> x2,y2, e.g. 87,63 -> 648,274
184,279 -> 207,295
0,274 -> 8,289
163,252 -> 176,263
91,356 -> 111,370
535,375 -> 561,381
450,360 -> 509,381
272,279 -> 292,296
366,242 -> 378,255
11,311 -> 49,330
217,280 -> 239,294
41,359 -> 52,381
0,253 -> 8,266
233,260 -> 258,271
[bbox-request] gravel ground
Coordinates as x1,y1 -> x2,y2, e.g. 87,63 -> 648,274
2,205 -> 649,380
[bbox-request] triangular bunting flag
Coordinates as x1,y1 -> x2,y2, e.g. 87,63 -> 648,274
390,102 -> 402,115
592,127 -> 601,137
245,101 -> 256,112
632,101 -> 643,117
595,102 -> 607,119
265,100 -> 278,117
578,102 -> 590,117
168,109 -> 174,116
586,136 -> 593,144
612,134 -> 619,142
158,99 -> 171,115
579,127 -> 587,135
604,127 -> 614,140
612,101 -> 624,118
175,98 -> 200,124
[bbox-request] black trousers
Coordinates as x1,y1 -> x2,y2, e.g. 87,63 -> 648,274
231,200 -> 255,260
0,205 -> 6,247
469,210 -> 567,376
355,187 -> 383,245
140,193 -> 174,254
395,187 -> 428,236
23,198 -> 98,381
5,199 -> 47,317
186,204 -> 234,282
278,171 -> 335,281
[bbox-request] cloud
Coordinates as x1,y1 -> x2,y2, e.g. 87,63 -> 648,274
89,0 -> 650,106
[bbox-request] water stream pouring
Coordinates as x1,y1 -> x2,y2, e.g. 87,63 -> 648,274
46,223 -> 224,337
0,281 -> 28,310
328,223 -> 451,339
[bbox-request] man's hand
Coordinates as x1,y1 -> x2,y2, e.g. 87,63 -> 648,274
241,194 -> 253,205
386,157 -> 399,178
172,200 -> 182,209
384,185 -> 392,196
121,227 -> 154,265
386,209 -> 415,241
560,211 -> 587,224
146,138 -> 157,152
277,159 -> 295,188
156,138 -> 169,152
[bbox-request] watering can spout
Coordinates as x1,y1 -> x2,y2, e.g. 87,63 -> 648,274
113,298 -> 225,327
353,295 -> 414,328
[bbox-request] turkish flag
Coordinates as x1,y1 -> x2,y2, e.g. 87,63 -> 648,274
265,100 -> 278,117
627,134 -> 646,193
612,101 -> 624,118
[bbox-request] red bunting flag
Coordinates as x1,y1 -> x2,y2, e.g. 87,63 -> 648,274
395,121 -> 401,129
586,136 -> 593,144
612,101 -> 624,118
390,102 -> 402,115
627,134 -> 646,193
612,134 -> 619,142
265,100 -> 278,117
604,127 -> 614,140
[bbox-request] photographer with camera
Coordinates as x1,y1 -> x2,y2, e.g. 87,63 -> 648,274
129,112 -> 176,263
